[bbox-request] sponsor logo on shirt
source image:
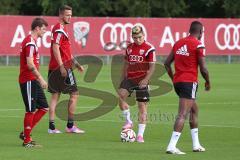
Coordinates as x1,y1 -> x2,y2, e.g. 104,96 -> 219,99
176,44 -> 189,56
129,55 -> 144,62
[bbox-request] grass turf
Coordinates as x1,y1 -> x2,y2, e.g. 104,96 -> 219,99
0,63 -> 239,160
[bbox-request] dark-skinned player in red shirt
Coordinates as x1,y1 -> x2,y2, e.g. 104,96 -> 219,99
164,21 -> 210,154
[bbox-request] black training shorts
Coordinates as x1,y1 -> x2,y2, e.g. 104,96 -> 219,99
48,68 -> 78,94
20,80 -> 48,112
174,82 -> 198,99
119,78 -> 150,102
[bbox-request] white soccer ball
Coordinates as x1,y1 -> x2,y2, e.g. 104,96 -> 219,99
120,129 -> 136,142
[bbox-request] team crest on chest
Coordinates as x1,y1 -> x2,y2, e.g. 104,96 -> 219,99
139,49 -> 145,55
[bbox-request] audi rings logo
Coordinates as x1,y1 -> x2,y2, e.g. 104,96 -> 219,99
215,24 -> 240,50
100,23 -> 147,51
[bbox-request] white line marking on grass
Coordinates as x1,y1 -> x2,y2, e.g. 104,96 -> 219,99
150,101 -> 240,106
201,124 -> 240,129
0,115 -> 239,129
90,119 -> 240,129
1,101 -> 240,112
0,109 -> 23,111
0,115 -> 21,118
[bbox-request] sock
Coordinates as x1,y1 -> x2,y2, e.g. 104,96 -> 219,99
49,120 -> 55,130
32,108 -> 48,129
167,131 -> 181,151
137,124 -> 146,137
191,128 -> 200,148
24,112 -> 34,143
122,109 -> 132,124
67,119 -> 74,128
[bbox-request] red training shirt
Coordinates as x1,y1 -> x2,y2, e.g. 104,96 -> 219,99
49,23 -> 72,70
19,35 -> 39,84
125,41 -> 156,83
173,35 -> 205,83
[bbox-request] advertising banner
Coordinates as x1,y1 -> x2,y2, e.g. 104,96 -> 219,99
0,16 -> 239,55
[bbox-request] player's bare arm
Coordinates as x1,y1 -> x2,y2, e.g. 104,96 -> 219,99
139,62 -> 155,88
198,55 -> 210,91
164,50 -> 174,81
120,60 -> 128,82
52,43 -> 67,77
26,57 -> 47,89
72,55 -> 84,72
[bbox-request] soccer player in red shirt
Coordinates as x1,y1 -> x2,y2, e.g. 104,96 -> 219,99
118,25 -> 156,143
19,18 -> 48,147
164,21 -> 210,154
48,5 -> 84,134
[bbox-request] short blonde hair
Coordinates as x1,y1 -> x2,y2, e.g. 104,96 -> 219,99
131,25 -> 143,35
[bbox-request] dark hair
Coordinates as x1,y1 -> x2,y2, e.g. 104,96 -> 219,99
31,17 -> 48,30
189,21 -> 203,34
59,5 -> 72,14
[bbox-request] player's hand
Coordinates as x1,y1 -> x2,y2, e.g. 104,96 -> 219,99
38,77 -> 48,89
60,65 -> 67,77
205,81 -> 210,91
77,64 -> 84,72
41,80 -> 48,89
139,78 -> 148,89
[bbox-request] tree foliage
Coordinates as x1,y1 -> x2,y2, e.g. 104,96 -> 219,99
0,0 -> 239,18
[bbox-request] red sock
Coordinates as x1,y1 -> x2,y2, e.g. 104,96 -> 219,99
32,108 -> 48,129
24,112 -> 34,143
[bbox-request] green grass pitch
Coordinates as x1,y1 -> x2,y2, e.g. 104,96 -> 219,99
0,63 -> 239,160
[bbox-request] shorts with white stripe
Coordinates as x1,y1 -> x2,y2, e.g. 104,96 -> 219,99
20,80 -> 49,112
48,68 -> 78,94
173,82 -> 198,99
